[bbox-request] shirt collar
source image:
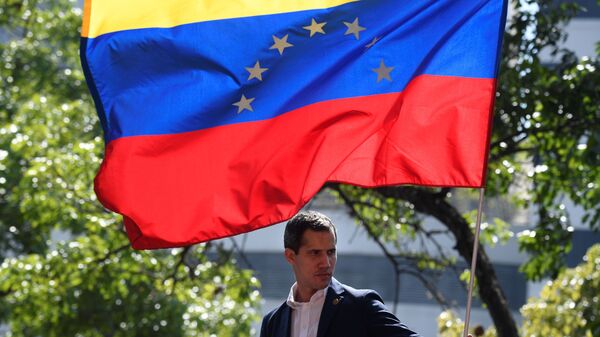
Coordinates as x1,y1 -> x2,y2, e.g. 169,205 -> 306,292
286,282 -> 328,309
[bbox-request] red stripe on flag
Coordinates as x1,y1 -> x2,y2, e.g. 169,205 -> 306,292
95,75 -> 495,249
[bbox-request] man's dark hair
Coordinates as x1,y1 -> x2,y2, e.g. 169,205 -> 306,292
284,211 -> 337,253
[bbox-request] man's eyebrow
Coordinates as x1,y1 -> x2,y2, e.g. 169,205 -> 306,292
304,246 -> 336,250
306,248 -> 336,253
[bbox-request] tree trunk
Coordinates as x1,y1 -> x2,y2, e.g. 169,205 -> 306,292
375,186 -> 520,337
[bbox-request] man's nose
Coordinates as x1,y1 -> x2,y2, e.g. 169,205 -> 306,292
319,254 -> 331,268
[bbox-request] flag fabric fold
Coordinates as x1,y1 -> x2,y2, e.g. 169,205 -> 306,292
81,0 -> 507,249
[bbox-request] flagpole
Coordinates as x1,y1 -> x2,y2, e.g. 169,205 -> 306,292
462,187 -> 486,337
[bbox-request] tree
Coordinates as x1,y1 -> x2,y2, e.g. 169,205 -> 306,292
328,1 -> 600,337
437,244 -> 600,337
0,0 -> 261,335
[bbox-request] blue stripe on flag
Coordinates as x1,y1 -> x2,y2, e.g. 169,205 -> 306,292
82,0 -> 505,142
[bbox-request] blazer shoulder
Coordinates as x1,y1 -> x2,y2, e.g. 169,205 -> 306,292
329,281 -> 422,337
262,301 -> 287,323
260,301 -> 289,337
339,283 -> 384,302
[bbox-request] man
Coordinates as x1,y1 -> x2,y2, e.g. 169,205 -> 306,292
260,210 -> 422,337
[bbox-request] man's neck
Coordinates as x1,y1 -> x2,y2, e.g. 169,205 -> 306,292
294,283 -> 327,303
294,287 -> 315,303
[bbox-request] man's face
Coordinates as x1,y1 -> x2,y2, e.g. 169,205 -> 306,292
285,229 -> 337,294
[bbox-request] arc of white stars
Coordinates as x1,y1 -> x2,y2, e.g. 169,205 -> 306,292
303,18 -> 327,37
270,34 -> 293,55
245,61 -> 268,81
372,59 -> 394,83
343,17 -> 366,40
233,94 -> 255,113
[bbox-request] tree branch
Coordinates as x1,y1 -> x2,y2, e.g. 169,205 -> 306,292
333,185 -> 404,312
169,246 -> 192,293
372,186 -> 520,337
228,237 -> 254,270
399,268 -> 450,310
332,185 -> 452,312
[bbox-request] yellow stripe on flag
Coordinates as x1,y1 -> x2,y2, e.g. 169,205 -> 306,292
82,0 -> 357,38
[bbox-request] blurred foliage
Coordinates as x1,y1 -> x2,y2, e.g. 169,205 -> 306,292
463,211 -> 514,249
438,244 -> 600,337
0,0 -> 261,335
0,235 -> 261,337
521,244 -> 600,337
491,0 -> 600,280
0,0 -> 91,257
438,310 -> 497,337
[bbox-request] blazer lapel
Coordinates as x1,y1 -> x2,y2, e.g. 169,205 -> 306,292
280,304 -> 292,337
316,279 -> 345,337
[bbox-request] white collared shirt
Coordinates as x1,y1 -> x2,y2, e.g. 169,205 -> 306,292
286,283 -> 327,337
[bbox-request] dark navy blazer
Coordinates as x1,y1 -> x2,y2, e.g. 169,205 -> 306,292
260,278 -> 422,337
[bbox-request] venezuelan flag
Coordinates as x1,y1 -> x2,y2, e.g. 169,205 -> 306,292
81,0 -> 507,249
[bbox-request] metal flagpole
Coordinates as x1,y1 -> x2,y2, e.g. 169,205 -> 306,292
462,188 -> 486,337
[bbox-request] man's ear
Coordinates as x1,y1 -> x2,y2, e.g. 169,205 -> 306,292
284,248 -> 296,265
